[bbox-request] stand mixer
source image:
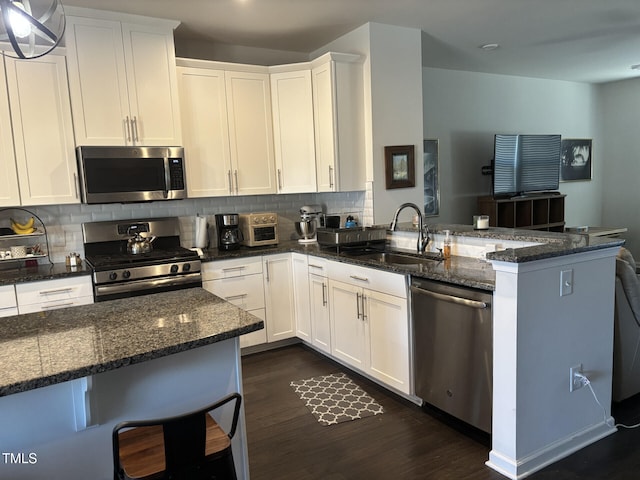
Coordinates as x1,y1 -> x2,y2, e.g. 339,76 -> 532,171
295,205 -> 322,243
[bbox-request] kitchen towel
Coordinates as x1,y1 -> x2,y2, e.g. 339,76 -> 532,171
194,215 -> 208,248
290,372 -> 383,426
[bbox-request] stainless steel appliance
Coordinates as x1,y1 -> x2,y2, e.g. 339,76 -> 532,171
411,277 -> 493,433
295,205 -> 323,244
215,214 -> 242,251
239,213 -> 278,247
76,146 -> 186,204
316,225 -> 387,252
83,217 -> 201,302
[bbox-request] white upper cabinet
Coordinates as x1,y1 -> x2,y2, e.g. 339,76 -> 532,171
3,54 -> 79,206
0,58 -> 20,207
270,67 -> 317,193
177,66 -> 232,198
225,70 -> 277,195
311,53 -> 365,192
65,11 -> 182,146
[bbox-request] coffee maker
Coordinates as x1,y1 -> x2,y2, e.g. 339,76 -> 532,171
215,213 -> 242,250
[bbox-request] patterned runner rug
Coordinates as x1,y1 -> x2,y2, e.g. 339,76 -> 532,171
290,372 -> 384,426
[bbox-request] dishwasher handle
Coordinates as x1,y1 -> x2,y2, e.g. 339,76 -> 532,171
410,285 -> 489,309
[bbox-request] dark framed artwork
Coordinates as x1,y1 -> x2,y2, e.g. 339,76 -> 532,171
384,145 -> 415,189
560,138 -> 592,182
423,139 -> 440,216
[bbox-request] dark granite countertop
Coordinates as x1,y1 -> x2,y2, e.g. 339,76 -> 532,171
0,288 -> 263,397
0,262 -> 91,286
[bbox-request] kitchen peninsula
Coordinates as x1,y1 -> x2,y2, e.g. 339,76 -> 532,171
0,288 -> 262,479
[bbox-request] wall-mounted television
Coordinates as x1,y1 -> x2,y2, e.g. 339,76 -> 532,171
493,134 -> 561,197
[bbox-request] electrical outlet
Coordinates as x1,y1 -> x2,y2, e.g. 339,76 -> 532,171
561,269 -> 573,296
570,364 -> 584,392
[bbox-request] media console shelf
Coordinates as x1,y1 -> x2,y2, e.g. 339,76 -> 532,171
477,193 -> 566,232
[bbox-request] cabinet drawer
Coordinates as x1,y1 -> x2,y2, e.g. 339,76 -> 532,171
307,255 -> 331,276
327,260 -> 407,298
205,274 -> 265,311
0,284 -> 17,317
18,295 -> 94,315
202,257 -> 263,281
16,276 -> 93,307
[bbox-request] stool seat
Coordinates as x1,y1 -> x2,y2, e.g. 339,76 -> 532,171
113,392 -> 241,480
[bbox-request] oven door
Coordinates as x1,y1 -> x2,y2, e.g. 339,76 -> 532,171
77,146 -> 186,204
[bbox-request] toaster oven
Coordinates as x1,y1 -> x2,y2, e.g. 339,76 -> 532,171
239,213 -> 279,247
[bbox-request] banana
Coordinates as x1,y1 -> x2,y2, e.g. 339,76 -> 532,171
11,217 -> 34,230
10,218 -> 36,235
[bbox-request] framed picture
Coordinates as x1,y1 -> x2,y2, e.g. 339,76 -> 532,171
560,138 -> 592,182
384,145 -> 415,189
423,139 -> 440,216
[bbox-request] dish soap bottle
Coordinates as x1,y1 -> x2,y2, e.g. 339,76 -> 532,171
443,230 -> 451,259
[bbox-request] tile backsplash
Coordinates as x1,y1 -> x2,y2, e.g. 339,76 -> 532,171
5,191 -> 364,264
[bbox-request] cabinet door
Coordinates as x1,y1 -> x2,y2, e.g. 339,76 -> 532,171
329,279 -> 366,370
65,16 -> 131,146
240,308 -> 267,349
0,58 -> 20,207
311,61 -> 336,192
121,22 -> 182,145
291,253 -> 311,342
270,69 -> 317,193
177,66 -> 233,197
366,289 -> 410,394
6,55 -> 79,206
225,70 -> 276,195
309,273 -> 331,354
263,253 -> 295,342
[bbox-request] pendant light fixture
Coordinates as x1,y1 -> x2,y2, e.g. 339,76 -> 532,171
0,0 -> 65,59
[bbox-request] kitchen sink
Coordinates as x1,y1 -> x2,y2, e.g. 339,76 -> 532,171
353,251 -> 442,266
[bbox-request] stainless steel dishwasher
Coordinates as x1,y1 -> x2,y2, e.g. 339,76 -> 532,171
411,277 -> 493,433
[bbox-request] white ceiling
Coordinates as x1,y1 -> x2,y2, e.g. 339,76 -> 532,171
63,0 -> 640,84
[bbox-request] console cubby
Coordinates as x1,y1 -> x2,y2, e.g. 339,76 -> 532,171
477,194 -> 565,232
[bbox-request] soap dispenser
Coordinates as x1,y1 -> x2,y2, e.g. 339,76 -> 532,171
443,230 -> 451,259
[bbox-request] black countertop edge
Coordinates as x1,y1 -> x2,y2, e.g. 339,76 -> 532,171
0,324 -> 262,397
0,263 -> 91,286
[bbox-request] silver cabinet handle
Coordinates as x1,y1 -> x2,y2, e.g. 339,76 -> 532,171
41,301 -> 75,310
361,294 -> 367,321
329,165 -> 334,189
356,291 -> 361,319
132,116 -> 139,142
277,169 -> 282,191
39,287 -> 73,295
222,266 -> 245,272
350,275 -> 369,283
227,170 -> 233,194
124,116 -> 132,142
309,264 -> 324,271
234,170 -> 239,194
322,282 -> 327,306
265,260 -> 270,282
225,293 -> 248,301
73,172 -> 79,199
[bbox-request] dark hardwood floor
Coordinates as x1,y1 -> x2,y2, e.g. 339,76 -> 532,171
241,344 -> 640,480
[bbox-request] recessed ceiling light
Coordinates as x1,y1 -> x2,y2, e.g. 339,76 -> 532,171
480,43 -> 500,51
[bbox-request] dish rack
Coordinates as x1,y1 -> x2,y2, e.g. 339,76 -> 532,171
0,207 -> 51,265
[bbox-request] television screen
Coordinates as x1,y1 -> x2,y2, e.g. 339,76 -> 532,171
493,134 -> 561,197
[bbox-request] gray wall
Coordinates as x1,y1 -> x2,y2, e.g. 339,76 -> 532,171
600,77 -> 640,256
422,67 -> 603,228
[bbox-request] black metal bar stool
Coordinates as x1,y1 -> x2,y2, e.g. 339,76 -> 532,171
112,392 -> 242,480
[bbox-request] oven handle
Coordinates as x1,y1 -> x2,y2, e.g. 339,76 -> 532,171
95,274 -> 202,296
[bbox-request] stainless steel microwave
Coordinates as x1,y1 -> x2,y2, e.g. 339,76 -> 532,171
76,146 -> 187,204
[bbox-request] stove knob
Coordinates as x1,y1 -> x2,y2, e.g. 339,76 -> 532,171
122,270 -> 131,279
170,264 -> 179,273
109,272 -> 118,281
183,263 -> 191,272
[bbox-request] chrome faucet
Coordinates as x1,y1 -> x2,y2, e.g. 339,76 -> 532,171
389,203 -> 430,254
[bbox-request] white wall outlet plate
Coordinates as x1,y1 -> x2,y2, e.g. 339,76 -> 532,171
561,269 -> 573,296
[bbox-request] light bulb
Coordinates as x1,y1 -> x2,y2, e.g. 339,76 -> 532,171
9,1 -> 31,39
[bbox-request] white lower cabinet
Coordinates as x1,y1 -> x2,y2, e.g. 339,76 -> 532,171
309,268 -> 331,354
327,260 -> 410,394
0,285 -> 17,317
263,253 -> 296,342
15,276 -> 93,314
202,256 -> 267,348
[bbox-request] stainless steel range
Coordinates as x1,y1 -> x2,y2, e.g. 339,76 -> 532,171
83,217 -> 201,302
